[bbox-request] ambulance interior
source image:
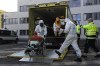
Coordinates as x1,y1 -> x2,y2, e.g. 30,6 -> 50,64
29,6 -> 71,47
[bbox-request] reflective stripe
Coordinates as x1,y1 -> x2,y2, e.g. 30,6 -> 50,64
86,31 -> 96,36
87,37 -> 96,39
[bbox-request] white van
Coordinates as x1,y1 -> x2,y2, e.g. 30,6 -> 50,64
0,29 -> 18,44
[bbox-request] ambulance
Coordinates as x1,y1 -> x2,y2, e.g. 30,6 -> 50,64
28,1 -> 72,48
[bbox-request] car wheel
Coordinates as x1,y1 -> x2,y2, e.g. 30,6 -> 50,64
0,39 -> 3,44
14,38 -> 19,44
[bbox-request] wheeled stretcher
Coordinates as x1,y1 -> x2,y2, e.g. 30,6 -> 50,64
24,34 -> 46,56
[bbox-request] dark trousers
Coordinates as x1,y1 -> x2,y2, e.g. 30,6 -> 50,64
77,34 -> 80,45
84,39 -> 99,53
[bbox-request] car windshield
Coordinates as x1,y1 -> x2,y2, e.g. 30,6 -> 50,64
0,30 -> 11,36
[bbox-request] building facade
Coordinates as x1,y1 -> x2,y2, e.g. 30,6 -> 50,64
0,10 -> 5,29
4,0 -> 100,39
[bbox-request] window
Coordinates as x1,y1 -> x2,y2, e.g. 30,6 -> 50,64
69,0 -> 81,7
10,19 -> 13,24
84,0 -> 93,5
8,19 -> 10,24
98,12 -> 100,19
20,30 -> 29,35
73,15 -> 77,20
87,13 -> 92,19
93,0 -> 98,5
13,18 -> 18,24
77,14 -> 81,21
19,5 -> 29,12
5,18 -> 18,25
93,13 -> 98,20
84,0 -> 100,6
20,6 -> 23,12
84,13 -> 92,20
20,18 -> 29,24
72,14 -> 81,24
5,19 -> 7,24
9,19 -> 12,24
99,0 -> 100,4
84,12 -> 100,20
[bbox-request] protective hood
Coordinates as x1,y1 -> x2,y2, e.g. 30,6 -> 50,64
65,18 -> 74,24
39,20 -> 44,27
65,18 -> 71,23
39,20 -> 44,24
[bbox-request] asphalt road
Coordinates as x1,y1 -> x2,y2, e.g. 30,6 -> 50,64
0,39 -> 100,66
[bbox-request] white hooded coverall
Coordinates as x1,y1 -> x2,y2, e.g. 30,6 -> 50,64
53,23 -> 63,36
58,18 -> 82,57
35,20 -> 47,38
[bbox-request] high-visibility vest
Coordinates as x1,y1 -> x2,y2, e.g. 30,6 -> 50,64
83,22 -> 98,38
76,25 -> 81,34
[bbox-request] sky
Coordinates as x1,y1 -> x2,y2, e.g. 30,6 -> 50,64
0,0 -> 17,12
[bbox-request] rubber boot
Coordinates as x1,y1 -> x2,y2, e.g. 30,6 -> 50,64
74,57 -> 82,62
55,50 -> 61,57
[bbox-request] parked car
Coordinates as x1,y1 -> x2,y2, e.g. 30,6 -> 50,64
0,29 -> 18,44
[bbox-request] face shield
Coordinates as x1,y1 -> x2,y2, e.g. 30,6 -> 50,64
40,23 -> 44,27
39,20 -> 44,27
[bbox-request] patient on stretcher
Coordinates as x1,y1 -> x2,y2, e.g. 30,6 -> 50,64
25,32 -> 44,55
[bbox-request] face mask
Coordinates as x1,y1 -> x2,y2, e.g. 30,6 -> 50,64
40,23 -> 44,27
60,19 -> 65,25
60,19 -> 65,22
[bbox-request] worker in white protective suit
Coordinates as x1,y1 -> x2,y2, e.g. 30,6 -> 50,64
53,17 -> 63,36
35,20 -> 47,38
55,18 -> 82,62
